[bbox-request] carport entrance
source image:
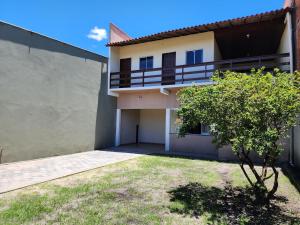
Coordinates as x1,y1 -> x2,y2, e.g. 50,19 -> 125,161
117,109 -> 166,150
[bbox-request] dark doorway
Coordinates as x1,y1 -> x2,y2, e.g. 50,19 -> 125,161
162,52 -> 176,85
120,58 -> 131,88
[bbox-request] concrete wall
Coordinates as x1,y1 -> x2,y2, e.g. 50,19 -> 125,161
94,63 -> 117,150
139,109 -> 165,144
0,22 -> 116,163
170,134 -> 218,157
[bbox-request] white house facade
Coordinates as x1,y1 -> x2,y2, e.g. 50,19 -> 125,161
107,8 -> 293,161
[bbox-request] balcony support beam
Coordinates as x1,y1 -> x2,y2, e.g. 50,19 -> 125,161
160,87 -> 170,95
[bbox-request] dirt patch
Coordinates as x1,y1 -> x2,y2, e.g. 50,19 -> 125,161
112,187 -> 141,202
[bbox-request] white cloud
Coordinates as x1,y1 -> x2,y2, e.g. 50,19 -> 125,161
87,26 -> 107,41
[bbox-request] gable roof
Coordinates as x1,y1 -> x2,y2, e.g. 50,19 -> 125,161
107,7 -> 290,47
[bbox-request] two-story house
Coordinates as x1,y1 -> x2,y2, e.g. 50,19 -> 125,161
107,7 -> 293,161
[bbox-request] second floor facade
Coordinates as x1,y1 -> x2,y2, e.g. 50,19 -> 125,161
107,7 -> 293,96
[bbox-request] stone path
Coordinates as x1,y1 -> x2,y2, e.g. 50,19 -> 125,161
0,150 -> 148,193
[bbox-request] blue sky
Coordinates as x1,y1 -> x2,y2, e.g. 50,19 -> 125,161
0,0 -> 283,56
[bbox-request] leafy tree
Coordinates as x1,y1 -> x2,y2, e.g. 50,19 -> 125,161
177,69 -> 300,199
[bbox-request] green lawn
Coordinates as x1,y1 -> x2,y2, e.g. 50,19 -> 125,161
0,155 -> 299,225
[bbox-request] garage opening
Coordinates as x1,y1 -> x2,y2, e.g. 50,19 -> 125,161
120,109 -> 165,150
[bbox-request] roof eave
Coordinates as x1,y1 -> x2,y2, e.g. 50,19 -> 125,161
106,7 -> 291,47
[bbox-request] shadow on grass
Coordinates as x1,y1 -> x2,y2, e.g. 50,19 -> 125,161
168,182 -> 300,225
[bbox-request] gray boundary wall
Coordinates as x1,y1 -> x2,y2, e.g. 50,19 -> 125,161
0,21 -> 116,163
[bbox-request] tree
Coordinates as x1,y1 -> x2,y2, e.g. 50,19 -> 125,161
177,69 -> 300,200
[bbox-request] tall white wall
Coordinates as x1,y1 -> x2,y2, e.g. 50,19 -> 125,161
118,32 -> 215,69
277,22 -> 290,71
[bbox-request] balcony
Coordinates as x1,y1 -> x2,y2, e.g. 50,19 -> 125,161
110,53 -> 290,89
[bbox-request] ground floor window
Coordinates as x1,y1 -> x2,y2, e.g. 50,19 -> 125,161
188,123 -> 210,135
200,124 -> 210,135
170,110 -> 210,136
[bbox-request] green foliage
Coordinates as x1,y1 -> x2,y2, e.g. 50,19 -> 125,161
178,68 -> 300,159
177,68 -> 300,198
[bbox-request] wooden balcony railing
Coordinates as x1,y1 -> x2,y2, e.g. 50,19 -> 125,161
110,53 -> 290,89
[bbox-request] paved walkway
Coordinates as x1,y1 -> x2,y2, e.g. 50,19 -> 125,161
0,150 -> 148,194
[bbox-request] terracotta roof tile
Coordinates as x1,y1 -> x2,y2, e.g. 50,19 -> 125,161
107,8 -> 290,47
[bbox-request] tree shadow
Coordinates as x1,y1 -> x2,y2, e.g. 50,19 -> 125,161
168,182 -> 300,225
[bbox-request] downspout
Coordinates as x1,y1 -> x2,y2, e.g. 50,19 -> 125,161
287,11 -> 296,166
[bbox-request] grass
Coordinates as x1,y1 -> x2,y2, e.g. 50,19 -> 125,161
0,155 -> 299,225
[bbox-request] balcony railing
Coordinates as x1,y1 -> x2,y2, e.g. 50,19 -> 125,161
110,53 -> 290,89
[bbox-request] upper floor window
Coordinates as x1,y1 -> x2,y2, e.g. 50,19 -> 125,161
186,49 -> 203,65
140,56 -> 153,70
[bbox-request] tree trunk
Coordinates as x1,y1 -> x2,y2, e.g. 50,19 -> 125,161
267,166 -> 279,199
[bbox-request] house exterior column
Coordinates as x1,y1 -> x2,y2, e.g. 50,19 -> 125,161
165,108 -> 171,152
115,109 -> 121,146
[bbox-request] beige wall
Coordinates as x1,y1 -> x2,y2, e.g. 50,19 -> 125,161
169,109 -> 217,156
120,109 -> 165,145
115,32 -> 215,70
117,90 -> 179,109
170,134 -> 218,156
139,109 -> 165,144
120,109 -> 139,144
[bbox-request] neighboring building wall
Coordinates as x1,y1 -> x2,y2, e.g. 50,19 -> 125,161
0,22 -> 116,163
139,109 -> 165,144
94,62 -> 117,150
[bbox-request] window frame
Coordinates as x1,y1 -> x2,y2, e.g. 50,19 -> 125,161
200,124 -> 210,136
185,49 -> 203,65
187,123 -> 210,136
139,56 -> 154,70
